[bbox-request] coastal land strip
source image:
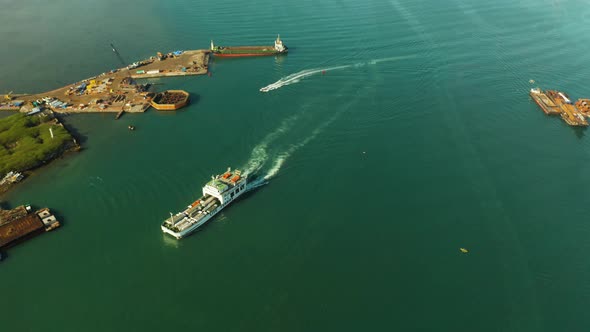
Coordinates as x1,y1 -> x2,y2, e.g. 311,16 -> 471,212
1,49 -> 209,114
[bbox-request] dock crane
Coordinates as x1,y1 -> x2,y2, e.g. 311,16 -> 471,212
109,43 -> 138,120
4,91 -> 13,101
109,43 -> 136,87
110,43 -> 127,68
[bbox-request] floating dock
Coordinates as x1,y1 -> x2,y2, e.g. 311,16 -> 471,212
0,206 -> 60,252
530,88 -> 588,127
151,90 -> 190,111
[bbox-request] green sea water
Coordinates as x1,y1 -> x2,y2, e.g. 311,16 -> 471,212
2,0 -> 590,330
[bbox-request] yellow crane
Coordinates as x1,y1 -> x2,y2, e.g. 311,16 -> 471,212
4,91 -> 13,101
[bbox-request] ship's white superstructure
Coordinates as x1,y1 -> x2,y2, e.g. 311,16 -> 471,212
161,167 -> 248,239
274,34 -> 286,52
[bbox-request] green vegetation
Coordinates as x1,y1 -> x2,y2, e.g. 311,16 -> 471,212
0,113 -> 74,175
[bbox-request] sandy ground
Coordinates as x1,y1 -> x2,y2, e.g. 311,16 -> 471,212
2,50 -> 209,114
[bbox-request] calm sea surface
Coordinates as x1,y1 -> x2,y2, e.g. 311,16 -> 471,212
2,0 -> 590,330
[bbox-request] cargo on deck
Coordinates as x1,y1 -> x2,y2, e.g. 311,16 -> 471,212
530,88 -> 588,127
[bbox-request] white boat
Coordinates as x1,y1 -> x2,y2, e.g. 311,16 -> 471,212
161,167 -> 250,239
0,171 -> 24,185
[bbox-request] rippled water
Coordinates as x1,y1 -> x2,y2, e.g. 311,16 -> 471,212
2,0 -> 590,330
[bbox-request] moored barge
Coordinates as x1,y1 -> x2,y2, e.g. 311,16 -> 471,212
0,205 -> 60,252
530,88 -> 561,115
530,88 -> 588,127
151,90 -> 190,111
210,35 -> 288,57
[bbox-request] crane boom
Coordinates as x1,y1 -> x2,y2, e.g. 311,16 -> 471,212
110,43 -> 128,68
109,43 -> 135,86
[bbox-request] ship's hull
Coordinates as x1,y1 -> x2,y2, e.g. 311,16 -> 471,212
161,193 -> 242,239
151,90 -> 190,111
214,53 -> 279,57
161,208 -> 216,239
150,99 -> 189,111
212,46 -> 287,57
161,167 -> 260,239
530,89 -> 589,127
530,91 -> 559,115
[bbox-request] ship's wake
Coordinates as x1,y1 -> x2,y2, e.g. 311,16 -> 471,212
246,77 -> 367,190
242,113 -> 300,177
259,55 -> 417,92
259,65 -> 349,92
244,104 -> 347,191
262,110 -> 341,180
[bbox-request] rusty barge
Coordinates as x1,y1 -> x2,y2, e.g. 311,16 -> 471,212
530,88 -> 588,127
0,205 -> 60,255
150,90 -> 190,111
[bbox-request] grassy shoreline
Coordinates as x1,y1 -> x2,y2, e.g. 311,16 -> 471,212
0,113 -> 79,195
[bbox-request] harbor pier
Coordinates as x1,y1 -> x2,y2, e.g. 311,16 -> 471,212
0,49 -> 209,115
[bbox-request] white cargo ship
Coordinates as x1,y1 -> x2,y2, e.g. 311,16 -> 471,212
161,167 -> 249,239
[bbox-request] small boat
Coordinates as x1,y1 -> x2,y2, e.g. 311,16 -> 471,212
460,248 -> 468,253
128,125 -> 135,131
